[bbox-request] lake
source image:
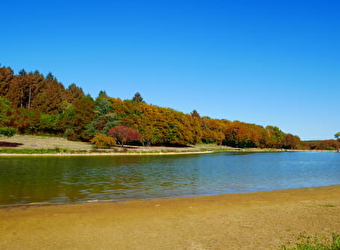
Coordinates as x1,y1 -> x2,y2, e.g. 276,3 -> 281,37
0,152 -> 339,206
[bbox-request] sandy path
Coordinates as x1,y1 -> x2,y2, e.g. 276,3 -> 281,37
0,186 -> 339,250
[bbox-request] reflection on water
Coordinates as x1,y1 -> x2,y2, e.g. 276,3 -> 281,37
0,152 -> 339,205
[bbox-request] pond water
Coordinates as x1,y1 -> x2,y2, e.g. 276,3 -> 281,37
0,152 -> 339,206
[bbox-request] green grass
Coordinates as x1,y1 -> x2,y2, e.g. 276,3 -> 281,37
280,233 -> 340,250
320,204 -> 336,208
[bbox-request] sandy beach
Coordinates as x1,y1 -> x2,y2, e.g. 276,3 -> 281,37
0,185 -> 339,250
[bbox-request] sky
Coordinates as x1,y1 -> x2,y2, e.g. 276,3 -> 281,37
1,0 -> 339,140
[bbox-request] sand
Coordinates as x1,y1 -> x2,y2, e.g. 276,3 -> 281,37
0,185 -> 339,250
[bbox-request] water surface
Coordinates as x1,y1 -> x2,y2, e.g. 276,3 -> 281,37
0,152 -> 339,205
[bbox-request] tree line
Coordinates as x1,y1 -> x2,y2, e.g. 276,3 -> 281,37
1,65 -> 337,150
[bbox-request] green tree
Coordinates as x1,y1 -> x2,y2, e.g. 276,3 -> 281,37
0,127 -> 16,137
0,97 -> 12,127
266,125 -> 285,148
334,132 -> 340,139
0,97 -> 16,137
87,92 -> 118,136
132,92 -> 145,103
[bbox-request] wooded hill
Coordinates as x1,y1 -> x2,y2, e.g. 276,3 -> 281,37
0,65 -> 309,149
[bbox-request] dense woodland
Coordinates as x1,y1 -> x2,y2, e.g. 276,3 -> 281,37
0,65 -> 338,150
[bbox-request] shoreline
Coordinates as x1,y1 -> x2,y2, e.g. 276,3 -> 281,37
0,184 -> 340,210
1,184 -> 338,209
0,148 -> 338,157
1,135 -> 339,156
1,185 -> 339,249
0,150 -> 216,157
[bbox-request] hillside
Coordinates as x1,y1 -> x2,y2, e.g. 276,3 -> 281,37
0,65 -> 301,149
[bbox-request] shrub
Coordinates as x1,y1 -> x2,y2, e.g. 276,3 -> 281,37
64,128 -> 76,140
0,127 -> 16,138
90,133 -> 116,149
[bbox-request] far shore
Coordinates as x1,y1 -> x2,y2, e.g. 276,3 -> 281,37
1,185 -> 339,249
0,150 -> 215,157
0,149 -> 338,157
1,135 -> 338,156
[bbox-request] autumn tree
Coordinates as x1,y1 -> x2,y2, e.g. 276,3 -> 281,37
201,116 -> 226,144
283,133 -> 301,149
2,69 -> 67,114
223,121 -> 254,148
65,83 -> 85,104
0,66 -> 14,97
134,103 -> 161,146
40,72 -> 66,114
266,125 -> 285,148
13,108 -> 41,134
188,110 -> 203,144
5,71 -> 27,108
61,96 -> 95,141
303,140 -> 339,150
108,125 -> 141,147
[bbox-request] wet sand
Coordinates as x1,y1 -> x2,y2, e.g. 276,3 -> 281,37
1,185 -> 339,250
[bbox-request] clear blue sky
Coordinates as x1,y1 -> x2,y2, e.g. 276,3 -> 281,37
2,0 -> 339,140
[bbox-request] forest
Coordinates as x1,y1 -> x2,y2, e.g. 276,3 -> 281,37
0,65 -> 338,150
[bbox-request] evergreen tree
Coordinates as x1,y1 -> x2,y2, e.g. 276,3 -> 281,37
0,97 -> 12,127
132,92 -> 144,103
86,92 -> 118,136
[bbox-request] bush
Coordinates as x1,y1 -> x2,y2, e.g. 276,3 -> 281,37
64,128 -> 76,140
90,134 -> 116,149
0,127 -> 16,138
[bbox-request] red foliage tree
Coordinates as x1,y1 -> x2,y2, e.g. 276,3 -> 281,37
108,125 -> 141,147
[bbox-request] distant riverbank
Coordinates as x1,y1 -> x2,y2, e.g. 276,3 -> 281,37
0,135 -> 337,155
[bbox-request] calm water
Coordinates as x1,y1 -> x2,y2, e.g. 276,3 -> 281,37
0,152 -> 339,206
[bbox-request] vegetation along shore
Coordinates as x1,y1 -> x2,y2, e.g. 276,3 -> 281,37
1,135 -> 336,156
1,66 -> 339,152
